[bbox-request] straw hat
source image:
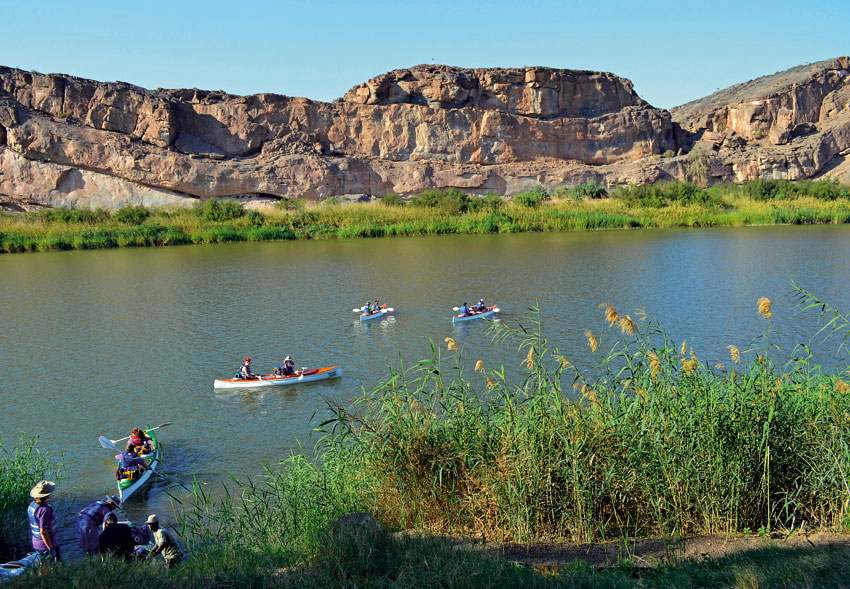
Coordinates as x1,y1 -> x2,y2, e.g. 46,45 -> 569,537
29,480 -> 56,498
145,513 -> 159,524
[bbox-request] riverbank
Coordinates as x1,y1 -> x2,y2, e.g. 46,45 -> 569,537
2,179 -> 850,254
5,294 -> 850,586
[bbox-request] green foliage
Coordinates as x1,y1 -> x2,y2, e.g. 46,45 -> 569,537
194,199 -> 244,222
686,146 -> 715,187
513,185 -> 550,208
276,197 -> 307,211
662,149 -> 676,158
246,210 -> 265,226
409,188 -> 475,214
556,181 -> 608,200
114,205 -> 151,225
0,436 -> 59,558
321,197 -> 340,206
379,193 -> 405,206
611,181 -> 726,208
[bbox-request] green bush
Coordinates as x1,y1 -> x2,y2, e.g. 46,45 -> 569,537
379,193 -> 405,207
246,210 -> 265,226
276,197 -> 306,211
611,181 -> 726,208
513,185 -> 550,208
114,205 -> 151,225
557,181 -> 608,200
194,199 -> 244,222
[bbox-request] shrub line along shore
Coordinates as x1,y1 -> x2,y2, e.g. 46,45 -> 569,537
2,179 -> 850,254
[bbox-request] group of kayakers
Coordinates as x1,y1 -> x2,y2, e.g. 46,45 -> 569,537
458,298 -> 489,316
238,355 -> 296,380
115,428 -> 153,481
26,480 -> 181,567
362,300 -> 383,315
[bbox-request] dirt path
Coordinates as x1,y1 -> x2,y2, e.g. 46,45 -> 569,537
477,531 -> 850,570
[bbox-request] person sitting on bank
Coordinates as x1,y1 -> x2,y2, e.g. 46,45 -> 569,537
116,444 -> 149,481
459,302 -> 470,316
77,495 -> 120,555
99,513 -> 136,561
128,428 -> 153,455
27,480 -> 61,563
145,514 -> 182,569
240,358 -> 255,379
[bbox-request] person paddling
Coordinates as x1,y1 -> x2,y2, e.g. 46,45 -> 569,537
459,302 -> 471,316
474,298 -> 486,312
239,358 -> 255,379
27,480 -> 61,563
77,495 -> 120,555
283,355 -> 295,375
128,428 -> 153,455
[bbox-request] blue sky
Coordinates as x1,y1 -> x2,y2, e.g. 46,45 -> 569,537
1,0 -> 847,109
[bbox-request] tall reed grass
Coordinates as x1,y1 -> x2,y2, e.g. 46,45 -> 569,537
3,180 -> 850,254
0,436 -> 59,558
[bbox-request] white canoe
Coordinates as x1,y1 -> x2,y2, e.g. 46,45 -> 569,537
214,365 -> 342,389
452,306 -> 499,323
117,427 -> 160,502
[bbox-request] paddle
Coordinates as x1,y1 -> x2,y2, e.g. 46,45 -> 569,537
109,423 -> 172,445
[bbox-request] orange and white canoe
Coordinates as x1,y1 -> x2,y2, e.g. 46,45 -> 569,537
213,365 -> 342,389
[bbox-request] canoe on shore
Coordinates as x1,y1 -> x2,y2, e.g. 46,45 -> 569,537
453,306 -> 499,323
117,426 -> 160,502
0,552 -> 41,581
213,365 -> 342,389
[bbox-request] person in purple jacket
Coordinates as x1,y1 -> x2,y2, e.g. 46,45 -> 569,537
27,480 -> 60,563
77,495 -> 121,555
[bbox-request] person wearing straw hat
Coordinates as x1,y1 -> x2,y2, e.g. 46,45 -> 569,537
145,514 -> 182,569
77,495 -> 121,555
27,480 -> 61,563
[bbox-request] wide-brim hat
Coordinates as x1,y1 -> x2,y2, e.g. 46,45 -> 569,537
145,513 -> 159,524
106,495 -> 121,507
30,480 -> 56,498
284,356 -> 291,361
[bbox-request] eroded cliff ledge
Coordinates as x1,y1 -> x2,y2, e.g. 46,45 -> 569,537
1,59 -> 848,209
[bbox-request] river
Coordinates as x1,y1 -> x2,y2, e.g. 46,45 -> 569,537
2,225 -> 850,545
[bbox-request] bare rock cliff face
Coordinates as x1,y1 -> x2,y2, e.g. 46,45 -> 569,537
1,59 -> 849,209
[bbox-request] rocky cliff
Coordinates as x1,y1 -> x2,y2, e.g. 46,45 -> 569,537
1,59 -> 849,210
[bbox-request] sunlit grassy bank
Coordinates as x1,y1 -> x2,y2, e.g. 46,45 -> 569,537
2,179 -> 850,253
9,291 -> 850,587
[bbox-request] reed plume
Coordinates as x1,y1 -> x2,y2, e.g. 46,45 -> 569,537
680,340 -> 687,356
757,296 -> 773,319
836,380 -> 850,394
554,354 -> 571,369
600,303 -> 619,327
618,315 -> 637,336
444,337 -> 457,351
648,351 -> 662,375
727,345 -> 740,364
474,360 -> 485,372
520,347 -> 535,370
585,330 -> 599,352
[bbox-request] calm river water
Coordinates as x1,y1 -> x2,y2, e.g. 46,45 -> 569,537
2,225 -> 850,543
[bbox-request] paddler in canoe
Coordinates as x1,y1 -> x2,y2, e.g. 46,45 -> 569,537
239,358 -> 258,380
458,302 -> 471,316
128,427 -> 153,455
473,298 -> 487,312
274,356 -> 296,376
115,443 -> 149,482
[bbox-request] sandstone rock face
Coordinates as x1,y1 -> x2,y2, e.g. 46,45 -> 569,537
0,59 -> 848,210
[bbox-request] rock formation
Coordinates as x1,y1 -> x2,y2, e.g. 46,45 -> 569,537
0,58 -> 848,209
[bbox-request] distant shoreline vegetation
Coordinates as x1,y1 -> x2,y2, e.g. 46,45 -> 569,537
2,179 -> 850,254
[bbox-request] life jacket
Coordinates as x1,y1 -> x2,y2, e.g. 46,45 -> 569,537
116,451 -> 142,480
129,435 -> 152,455
460,305 -> 469,315
27,501 -> 43,541
284,360 -> 295,375
240,364 -> 252,378
80,499 -> 108,521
